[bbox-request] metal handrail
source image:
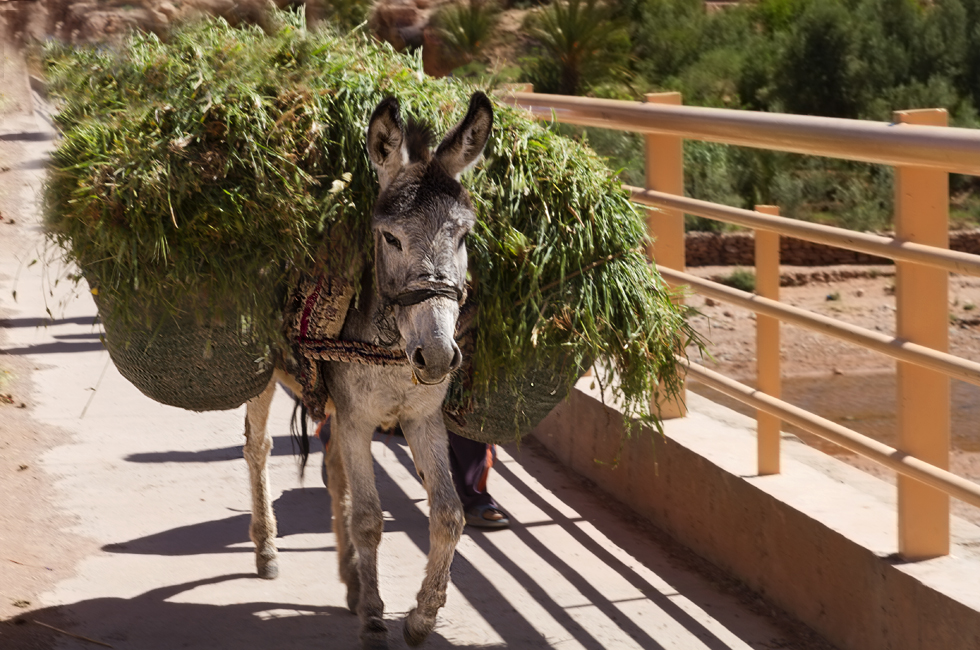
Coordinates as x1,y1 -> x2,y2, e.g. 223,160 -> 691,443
630,187 -> 980,277
501,91 -> 980,174
679,357 -> 980,509
658,266 -> 980,388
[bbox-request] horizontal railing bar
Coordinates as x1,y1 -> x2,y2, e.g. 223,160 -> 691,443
658,266 -> 980,388
679,357 -> 980,509
500,92 -> 980,175
629,187 -> 980,277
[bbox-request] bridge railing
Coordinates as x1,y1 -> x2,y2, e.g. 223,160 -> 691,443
500,89 -> 980,561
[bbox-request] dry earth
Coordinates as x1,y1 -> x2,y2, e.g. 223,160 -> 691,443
684,265 -> 980,526
0,38 -> 90,646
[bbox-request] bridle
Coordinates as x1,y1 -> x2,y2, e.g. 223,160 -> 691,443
387,283 -> 465,308
381,282 -> 467,386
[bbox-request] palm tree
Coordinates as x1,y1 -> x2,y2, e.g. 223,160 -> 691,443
435,0 -> 501,64
524,0 -> 630,95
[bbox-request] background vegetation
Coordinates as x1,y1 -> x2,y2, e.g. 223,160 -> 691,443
450,0 -> 980,232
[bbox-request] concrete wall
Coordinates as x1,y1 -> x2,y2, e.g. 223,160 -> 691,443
533,381 -> 980,650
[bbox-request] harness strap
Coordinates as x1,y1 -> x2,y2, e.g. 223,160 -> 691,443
387,284 -> 464,307
298,338 -> 409,366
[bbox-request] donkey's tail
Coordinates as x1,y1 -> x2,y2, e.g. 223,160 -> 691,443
289,397 -> 311,479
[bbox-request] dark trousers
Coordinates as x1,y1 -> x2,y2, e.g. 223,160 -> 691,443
448,431 -> 497,511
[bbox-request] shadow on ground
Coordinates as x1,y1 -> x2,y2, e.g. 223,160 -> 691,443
123,435 -> 311,463
3,435 -> 813,649
2,575 -> 378,649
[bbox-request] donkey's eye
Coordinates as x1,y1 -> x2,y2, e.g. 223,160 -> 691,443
382,232 -> 402,251
457,236 -> 466,250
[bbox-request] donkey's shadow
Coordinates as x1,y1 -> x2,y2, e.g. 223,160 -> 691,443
101,485 -> 334,557
2,574 -> 473,650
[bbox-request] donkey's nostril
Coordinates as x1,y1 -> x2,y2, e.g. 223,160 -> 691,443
412,347 -> 426,369
449,347 -> 461,371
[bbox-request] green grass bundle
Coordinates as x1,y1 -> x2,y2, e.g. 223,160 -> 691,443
43,11 -> 699,427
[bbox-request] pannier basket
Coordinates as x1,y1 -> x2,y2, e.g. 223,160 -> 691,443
95,294 -> 275,412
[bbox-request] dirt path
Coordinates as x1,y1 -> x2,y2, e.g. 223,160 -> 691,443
0,31 -> 90,647
684,265 -> 980,526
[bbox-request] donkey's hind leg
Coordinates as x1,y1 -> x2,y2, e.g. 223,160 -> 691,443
401,413 -> 464,647
244,380 -> 279,579
324,423 -> 361,613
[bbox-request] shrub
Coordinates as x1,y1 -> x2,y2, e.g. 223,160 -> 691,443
434,0 -> 500,64
718,268 -> 756,293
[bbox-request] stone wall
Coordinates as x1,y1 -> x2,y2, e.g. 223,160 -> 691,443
685,229 -> 980,267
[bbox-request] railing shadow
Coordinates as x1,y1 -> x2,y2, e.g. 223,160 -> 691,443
100,486 -> 334,556
81,432 -> 777,649
0,132 -> 55,142
380,436 -> 672,650
0,316 -> 98,328
0,341 -> 105,355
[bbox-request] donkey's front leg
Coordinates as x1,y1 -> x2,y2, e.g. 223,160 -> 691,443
401,413 -> 464,646
244,380 -> 279,579
335,413 -> 389,650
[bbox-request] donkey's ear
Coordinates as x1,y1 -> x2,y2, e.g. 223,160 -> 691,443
367,96 -> 406,189
434,92 -> 493,179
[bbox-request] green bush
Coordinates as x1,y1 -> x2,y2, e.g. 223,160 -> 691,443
718,268 -> 756,293
614,0 -> 980,232
434,0 -> 500,64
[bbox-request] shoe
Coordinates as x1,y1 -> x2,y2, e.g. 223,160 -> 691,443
464,504 -> 511,529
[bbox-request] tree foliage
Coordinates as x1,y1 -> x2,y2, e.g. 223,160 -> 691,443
521,0 -> 631,95
434,0 -> 500,63
563,0 -> 980,231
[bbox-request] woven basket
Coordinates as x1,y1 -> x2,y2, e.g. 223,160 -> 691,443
444,307 -> 586,444
444,358 -> 583,445
96,295 -> 275,412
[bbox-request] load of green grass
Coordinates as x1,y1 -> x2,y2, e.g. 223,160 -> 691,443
43,10 -> 699,428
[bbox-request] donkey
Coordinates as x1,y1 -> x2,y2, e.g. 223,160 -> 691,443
242,91 -> 493,649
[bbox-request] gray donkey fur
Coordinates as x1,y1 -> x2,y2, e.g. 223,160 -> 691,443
243,92 -> 494,649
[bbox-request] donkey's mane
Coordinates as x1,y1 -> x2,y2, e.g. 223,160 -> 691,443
404,118 -> 434,163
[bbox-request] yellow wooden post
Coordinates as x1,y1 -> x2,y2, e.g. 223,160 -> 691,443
755,207 -> 781,475
645,92 -> 686,419
894,108 -> 950,559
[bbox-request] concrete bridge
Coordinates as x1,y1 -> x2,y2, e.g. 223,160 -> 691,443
5,38 -> 980,650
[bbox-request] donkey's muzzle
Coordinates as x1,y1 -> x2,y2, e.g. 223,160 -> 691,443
409,338 -> 462,385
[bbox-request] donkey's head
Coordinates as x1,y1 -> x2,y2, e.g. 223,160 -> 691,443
366,92 -> 493,385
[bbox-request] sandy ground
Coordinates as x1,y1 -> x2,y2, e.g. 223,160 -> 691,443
684,265 -> 980,526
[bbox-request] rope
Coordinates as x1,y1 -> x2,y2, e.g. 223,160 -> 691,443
298,338 -> 409,366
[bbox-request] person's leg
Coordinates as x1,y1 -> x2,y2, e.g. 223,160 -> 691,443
447,431 -> 509,528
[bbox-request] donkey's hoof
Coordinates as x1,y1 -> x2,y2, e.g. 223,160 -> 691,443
360,617 -> 389,650
403,608 -> 436,647
256,555 -> 279,580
